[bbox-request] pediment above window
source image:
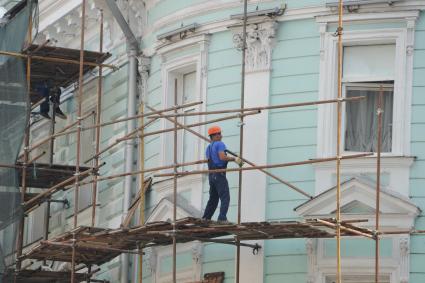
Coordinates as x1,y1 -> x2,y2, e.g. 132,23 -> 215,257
146,195 -> 201,223
295,177 -> 420,230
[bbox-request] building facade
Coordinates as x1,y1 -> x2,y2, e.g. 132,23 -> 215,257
23,0 -> 425,282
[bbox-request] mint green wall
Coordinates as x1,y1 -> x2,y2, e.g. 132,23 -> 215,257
410,11 -> 425,283
140,4 -> 425,283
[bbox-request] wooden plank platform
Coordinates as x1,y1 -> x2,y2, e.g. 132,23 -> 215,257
24,44 -> 111,104
21,217 -> 374,265
17,162 -> 93,189
3,269 -> 88,283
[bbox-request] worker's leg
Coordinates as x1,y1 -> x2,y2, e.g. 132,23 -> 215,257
216,173 -> 230,221
38,84 -> 50,119
202,174 -> 219,220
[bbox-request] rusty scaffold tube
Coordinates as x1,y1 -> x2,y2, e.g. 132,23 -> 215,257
0,50 -> 115,69
51,101 -> 203,141
146,105 -> 313,199
172,79 -> 178,283
335,0 -> 344,282
236,0 -> 248,282
154,153 -> 372,178
72,0 -> 86,282
145,96 -> 365,119
375,86 -> 384,283
15,2 -> 33,273
91,9 -> 104,228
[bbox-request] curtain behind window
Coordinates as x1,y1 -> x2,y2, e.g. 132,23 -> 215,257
345,88 -> 393,152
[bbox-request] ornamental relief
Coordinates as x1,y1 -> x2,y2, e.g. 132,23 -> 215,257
232,21 -> 277,73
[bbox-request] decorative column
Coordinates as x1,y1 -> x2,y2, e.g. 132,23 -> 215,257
232,20 -> 277,283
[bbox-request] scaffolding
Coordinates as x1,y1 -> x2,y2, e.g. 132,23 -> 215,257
0,0 -> 419,283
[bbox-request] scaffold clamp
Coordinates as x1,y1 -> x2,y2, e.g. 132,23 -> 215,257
252,243 -> 261,255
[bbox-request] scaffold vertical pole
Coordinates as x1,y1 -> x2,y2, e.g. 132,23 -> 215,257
91,9 -> 104,227
336,0 -> 344,283
74,0 -> 86,229
15,2 -> 33,274
375,85 -> 384,283
71,233 -> 77,283
138,101 -> 145,283
172,79 -> 178,283
236,0 -> 248,282
72,1 -> 86,282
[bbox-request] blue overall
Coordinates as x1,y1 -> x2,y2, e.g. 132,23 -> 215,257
202,141 -> 230,221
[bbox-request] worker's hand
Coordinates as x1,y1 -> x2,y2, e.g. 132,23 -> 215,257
234,156 -> 244,167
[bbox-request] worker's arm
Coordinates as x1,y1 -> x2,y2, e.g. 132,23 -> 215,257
218,151 -> 235,162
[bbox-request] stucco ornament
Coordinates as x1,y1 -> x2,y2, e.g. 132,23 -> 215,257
144,248 -> 157,274
306,239 -> 318,283
191,244 -> 202,263
232,21 -> 277,72
399,236 -> 410,283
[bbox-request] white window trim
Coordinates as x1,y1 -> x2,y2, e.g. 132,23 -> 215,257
159,36 -> 209,170
156,35 -> 209,212
308,235 -> 410,283
154,243 -> 202,283
317,20 -> 416,158
341,82 -> 394,154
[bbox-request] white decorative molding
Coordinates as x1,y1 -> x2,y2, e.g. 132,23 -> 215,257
145,248 -> 158,274
306,239 -> 318,283
316,12 -> 419,159
297,182 -> 417,283
156,34 -> 209,215
313,156 -> 414,197
399,236 -> 410,283
146,198 -> 202,283
140,0 -> 425,43
296,176 -> 420,230
138,56 -> 151,104
231,21 -> 277,72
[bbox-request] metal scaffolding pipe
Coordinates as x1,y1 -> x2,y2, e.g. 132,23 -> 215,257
121,47 -> 138,283
91,9 -> 104,228
375,86 -> 384,283
154,153 -> 372,178
172,79 -> 178,283
146,96 -> 365,119
236,0 -> 248,281
0,50 -> 115,69
145,105 -> 313,199
336,1 -> 344,282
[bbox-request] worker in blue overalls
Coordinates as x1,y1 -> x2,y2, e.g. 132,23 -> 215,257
202,125 -> 243,223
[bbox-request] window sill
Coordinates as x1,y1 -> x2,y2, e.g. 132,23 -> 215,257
312,155 -> 415,170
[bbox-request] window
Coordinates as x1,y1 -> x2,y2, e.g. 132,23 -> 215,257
316,25 -> 414,158
344,83 -> 393,152
342,44 -> 395,153
163,65 -> 200,172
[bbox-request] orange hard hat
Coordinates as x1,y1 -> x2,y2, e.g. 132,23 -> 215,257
208,125 -> 221,136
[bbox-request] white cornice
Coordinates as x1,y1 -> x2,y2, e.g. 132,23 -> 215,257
38,0 -> 81,32
316,9 -> 420,23
142,0 -> 425,40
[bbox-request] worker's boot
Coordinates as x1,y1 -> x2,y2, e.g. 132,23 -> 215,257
39,111 -> 51,119
55,107 -> 67,120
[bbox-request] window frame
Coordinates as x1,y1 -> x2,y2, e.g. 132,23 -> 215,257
160,54 -> 204,172
316,28 -> 413,157
342,82 -> 395,155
